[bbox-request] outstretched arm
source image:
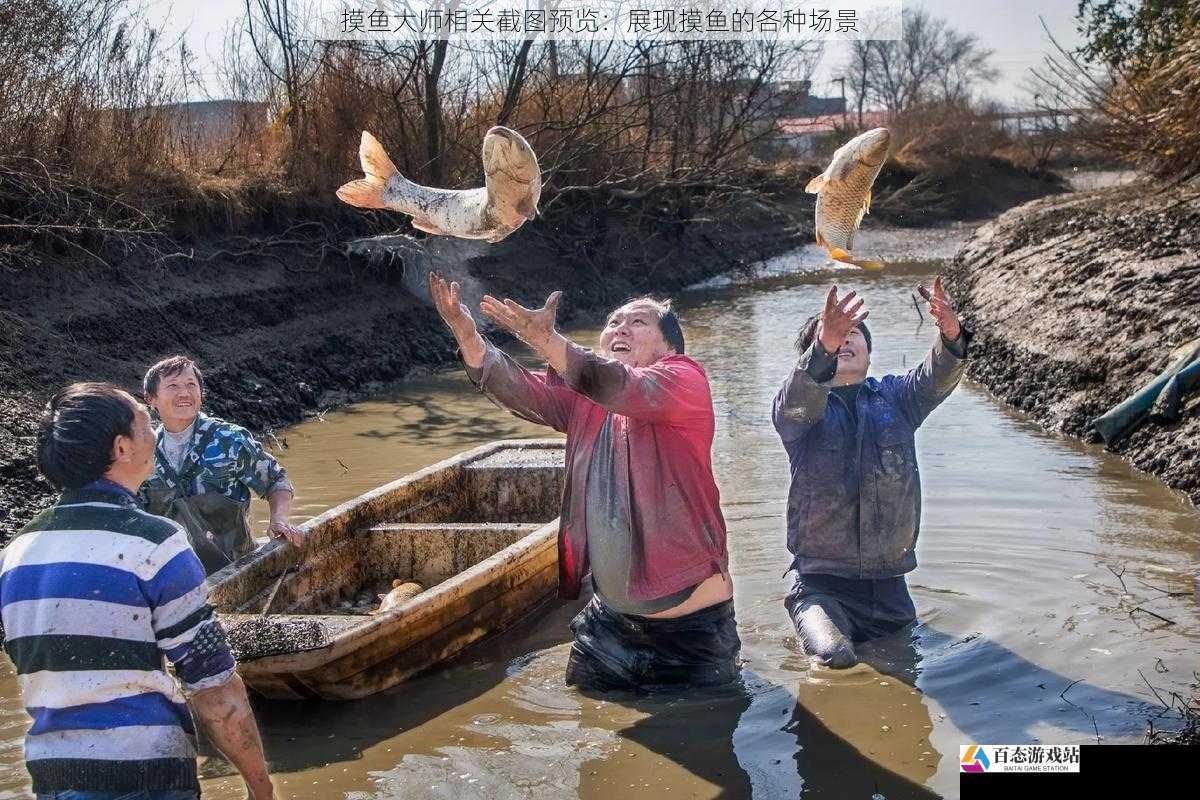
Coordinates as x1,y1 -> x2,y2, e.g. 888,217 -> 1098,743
480,291 -> 710,423
429,272 -> 573,431
897,276 -> 968,426
429,271 -> 487,368
774,286 -> 868,442
479,291 -> 569,375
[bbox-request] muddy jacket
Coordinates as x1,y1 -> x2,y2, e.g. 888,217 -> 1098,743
467,341 -> 728,601
772,332 -> 967,579
140,412 -> 291,573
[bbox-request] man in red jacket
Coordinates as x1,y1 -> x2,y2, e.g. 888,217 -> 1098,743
429,272 -> 739,693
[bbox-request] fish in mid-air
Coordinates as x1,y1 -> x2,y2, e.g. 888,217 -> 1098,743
806,127 -> 891,271
337,126 -> 541,243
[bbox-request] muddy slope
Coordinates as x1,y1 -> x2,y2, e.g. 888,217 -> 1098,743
945,181 -> 1200,505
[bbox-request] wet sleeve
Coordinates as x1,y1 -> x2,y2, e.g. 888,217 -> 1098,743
561,345 -> 711,423
894,327 -> 970,428
233,429 -> 290,499
465,340 -> 575,433
140,528 -> 237,693
773,342 -> 837,443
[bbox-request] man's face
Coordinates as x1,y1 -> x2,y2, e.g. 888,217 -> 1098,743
599,302 -> 673,367
833,327 -> 871,384
148,366 -> 202,429
109,393 -> 159,487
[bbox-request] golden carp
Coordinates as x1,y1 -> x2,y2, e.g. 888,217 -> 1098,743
807,127 -> 891,271
371,580 -> 424,615
337,126 -> 541,243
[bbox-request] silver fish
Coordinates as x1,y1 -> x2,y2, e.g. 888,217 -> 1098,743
337,126 -> 541,243
807,127 -> 891,270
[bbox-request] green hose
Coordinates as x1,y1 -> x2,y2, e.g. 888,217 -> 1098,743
1092,339 -> 1200,446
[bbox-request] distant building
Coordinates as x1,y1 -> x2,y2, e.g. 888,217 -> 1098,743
774,110 -> 891,158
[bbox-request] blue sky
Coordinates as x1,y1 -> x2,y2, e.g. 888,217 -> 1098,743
151,1 -> 1085,106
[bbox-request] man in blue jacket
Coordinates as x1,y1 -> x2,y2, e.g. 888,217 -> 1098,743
772,278 -> 967,668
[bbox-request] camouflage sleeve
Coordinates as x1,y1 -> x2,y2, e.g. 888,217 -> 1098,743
231,428 -> 291,499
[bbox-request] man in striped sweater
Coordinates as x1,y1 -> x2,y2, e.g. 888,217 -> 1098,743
0,383 -> 274,799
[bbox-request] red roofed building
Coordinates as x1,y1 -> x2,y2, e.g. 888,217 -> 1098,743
775,111 -> 892,157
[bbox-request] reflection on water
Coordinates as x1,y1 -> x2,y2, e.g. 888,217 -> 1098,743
1,227 -> 1197,799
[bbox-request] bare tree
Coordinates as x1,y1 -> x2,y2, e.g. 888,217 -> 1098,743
850,6 -> 997,115
244,0 -> 320,165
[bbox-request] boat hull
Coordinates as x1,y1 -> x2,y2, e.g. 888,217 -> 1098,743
207,439 -> 565,700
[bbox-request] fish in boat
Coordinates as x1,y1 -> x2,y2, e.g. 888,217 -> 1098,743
807,127 -> 891,271
373,580 -> 424,614
210,439 -> 565,700
336,127 -> 541,243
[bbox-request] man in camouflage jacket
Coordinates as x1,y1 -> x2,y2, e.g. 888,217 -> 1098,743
140,355 -> 304,574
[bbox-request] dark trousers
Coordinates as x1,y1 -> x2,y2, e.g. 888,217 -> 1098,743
784,573 -> 917,669
565,596 -> 742,693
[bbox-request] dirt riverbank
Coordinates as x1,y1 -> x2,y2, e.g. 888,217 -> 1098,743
0,158 -> 1065,543
946,179 -> 1200,506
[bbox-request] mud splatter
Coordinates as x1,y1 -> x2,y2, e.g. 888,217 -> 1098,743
226,616 -> 329,661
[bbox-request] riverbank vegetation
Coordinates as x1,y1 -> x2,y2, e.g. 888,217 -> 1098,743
0,0 -> 1068,273
948,0 -> 1200,511
1032,0 -> 1200,181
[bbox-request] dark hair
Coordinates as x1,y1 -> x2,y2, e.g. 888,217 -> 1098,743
143,355 -> 204,399
37,382 -> 137,489
616,297 -> 686,354
793,313 -> 872,356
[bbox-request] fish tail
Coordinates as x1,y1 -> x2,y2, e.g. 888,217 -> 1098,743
358,130 -> 398,183
829,246 -> 885,272
336,131 -> 399,209
336,178 -> 386,209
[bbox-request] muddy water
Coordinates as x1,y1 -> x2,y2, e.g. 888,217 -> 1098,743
2,226 -> 1197,799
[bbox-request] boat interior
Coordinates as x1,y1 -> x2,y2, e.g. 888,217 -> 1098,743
211,442 -> 565,617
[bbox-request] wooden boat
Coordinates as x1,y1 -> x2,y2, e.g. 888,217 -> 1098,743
206,439 -> 565,700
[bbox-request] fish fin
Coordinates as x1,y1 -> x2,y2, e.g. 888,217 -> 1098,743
829,149 -> 858,181
864,189 -> 872,215
359,131 -> 398,183
336,178 -> 387,209
411,217 -> 448,236
830,246 -> 885,271
815,228 -> 826,247
515,194 -> 539,219
337,131 -> 401,208
805,174 -> 826,194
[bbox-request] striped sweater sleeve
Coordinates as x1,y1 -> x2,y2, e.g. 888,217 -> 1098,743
138,525 -> 236,693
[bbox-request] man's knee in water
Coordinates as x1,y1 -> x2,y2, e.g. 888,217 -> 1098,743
791,597 -> 859,669
811,639 -> 858,669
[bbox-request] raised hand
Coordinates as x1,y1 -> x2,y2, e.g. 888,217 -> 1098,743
480,291 -> 563,353
817,285 -> 869,353
428,271 -> 486,366
920,276 -> 961,341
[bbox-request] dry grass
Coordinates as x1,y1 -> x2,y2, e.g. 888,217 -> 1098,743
1034,1 -> 1200,182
